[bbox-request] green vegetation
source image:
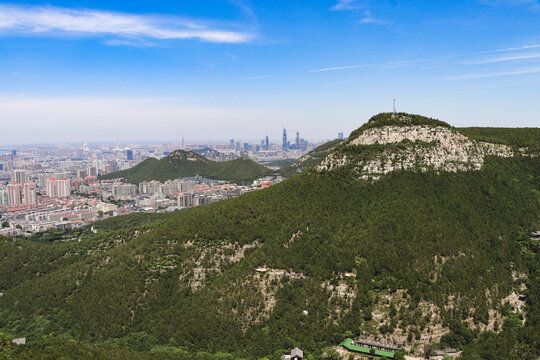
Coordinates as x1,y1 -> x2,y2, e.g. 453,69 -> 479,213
261,159 -> 296,169
100,150 -> 272,184
1,154 -> 538,358
1,118 -> 539,359
279,139 -> 343,177
458,127 -> 540,154
90,212 -> 173,232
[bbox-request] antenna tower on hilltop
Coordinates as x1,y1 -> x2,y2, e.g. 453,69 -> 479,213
393,98 -> 397,114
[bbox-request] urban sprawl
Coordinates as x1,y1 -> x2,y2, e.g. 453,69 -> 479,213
0,130 -> 338,237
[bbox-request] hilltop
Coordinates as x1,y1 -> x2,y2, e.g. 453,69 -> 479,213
319,113 -> 514,180
1,113 -> 539,359
100,149 -> 273,184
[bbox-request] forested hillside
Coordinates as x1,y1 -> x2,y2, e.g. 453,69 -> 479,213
100,150 -> 272,184
1,114 -> 539,359
280,139 -> 343,178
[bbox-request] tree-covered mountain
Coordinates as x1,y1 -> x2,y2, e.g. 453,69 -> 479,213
279,139 -> 343,178
1,113 -> 539,359
100,150 -> 272,184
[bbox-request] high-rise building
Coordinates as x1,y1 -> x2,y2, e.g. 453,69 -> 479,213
282,129 -> 288,151
14,169 -> 27,184
22,182 -> 37,205
76,169 -> 87,179
87,166 -> 97,177
265,136 -> 269,150
229,139 -> 234,149
46,177 -> 57,197
46,177 -> 71,198
296,131 -> 300,147
110,161 -> 119,172
126,149 -> 133,161
38,173 -> 49,188
0,190 -> 8,205
5,160 -> 14,171
338,132 -> 344,140
11,150 -> 17,157
7,182 -> 22,207
56,178 -> 71,198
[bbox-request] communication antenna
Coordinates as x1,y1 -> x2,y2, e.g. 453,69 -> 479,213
393,98 -> 397,114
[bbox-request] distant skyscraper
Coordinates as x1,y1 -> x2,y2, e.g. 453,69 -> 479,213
7,182 -> 22,207
338,132 -> 344,140
126,149 -> 133,160
23,182 -> 37,205
229,139 -> 235,149
11,150 -> 17,157
265,135 -> 269,150
296,131 -> 300,147
282,129 -> 288,151
14,169 -> 27,184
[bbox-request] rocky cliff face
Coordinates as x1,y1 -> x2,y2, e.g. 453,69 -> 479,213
317,114 -> 513,180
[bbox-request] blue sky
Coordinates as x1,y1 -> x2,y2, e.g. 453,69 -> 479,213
1,0 -> 539,144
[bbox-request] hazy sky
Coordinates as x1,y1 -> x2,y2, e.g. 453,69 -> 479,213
1,0 -> 539,144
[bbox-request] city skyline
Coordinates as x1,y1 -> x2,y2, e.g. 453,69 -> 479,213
1,1 -> 540,144
0,127 -> 337,147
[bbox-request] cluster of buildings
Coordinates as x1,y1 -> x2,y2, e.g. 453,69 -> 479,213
2,181 -> 37,207
0,148 -> 281,235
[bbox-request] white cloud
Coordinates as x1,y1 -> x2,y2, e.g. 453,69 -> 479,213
440,66 -> 540,80
244,74 -> 273,80
309,64 -> 373,72
309,44 -> 540,74
358,11 -> 387,24
331,0 -> 362,11
467,52 -> 540,64
473,44 -> 540,54
0,4 -> 253,43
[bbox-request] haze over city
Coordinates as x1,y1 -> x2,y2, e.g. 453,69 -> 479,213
1,0 -> 540,144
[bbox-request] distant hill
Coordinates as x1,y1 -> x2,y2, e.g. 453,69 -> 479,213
1,113 -> 539,359
100,150 -> 272,184
279,139 -> 344,177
